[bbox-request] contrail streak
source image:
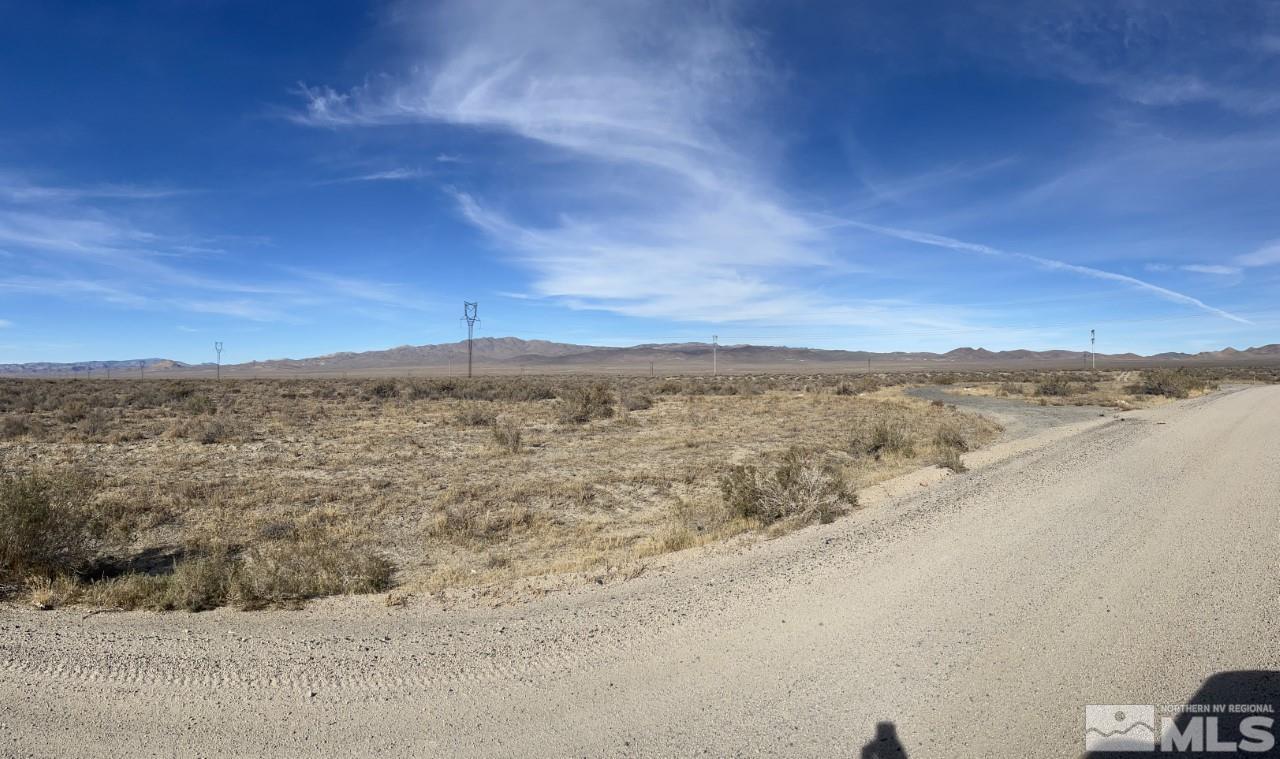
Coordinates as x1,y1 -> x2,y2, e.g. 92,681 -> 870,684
829,219 -> 1251,324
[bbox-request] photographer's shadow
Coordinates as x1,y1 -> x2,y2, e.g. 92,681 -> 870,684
861,721 -> 908,759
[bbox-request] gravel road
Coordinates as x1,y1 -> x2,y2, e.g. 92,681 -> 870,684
3,385 -> 1278,757
905,385 -> 1113,441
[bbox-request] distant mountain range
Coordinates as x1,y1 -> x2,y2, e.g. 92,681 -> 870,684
3,337 -> 1279,377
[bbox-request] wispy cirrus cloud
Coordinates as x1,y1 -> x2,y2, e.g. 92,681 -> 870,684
0,173 -> 191,204
1236,240 -> 1280,267
0,169 -> 438,324
289,0 -> 988,332
319,167 -> 428,184
1181,264 -> 1241,276
985,2 -> 1280,114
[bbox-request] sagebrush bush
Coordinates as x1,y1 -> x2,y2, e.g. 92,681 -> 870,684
166,414 -> 242,444
720,447 -> 854,525
454,403 -> 497,427
0,414 -> 33,440
998,382 -> 1025,396
185,394 -> 216,415
491,415 -> 523,453
1034,375 -> 1074,397
834,377 -> 880,396
933,423 -> 968,453
558,381 -> 616,423
0,473 -> 93,580
57,398 -> 89,424
935,446 -> 967,473
231,535 -> 394,609
365,380 -> 399,400
86,532 -> 393,611
850,420 -> 915,458
622,392 -> 653,411
80,408 -> 112,439
1127,369 -> 1208,399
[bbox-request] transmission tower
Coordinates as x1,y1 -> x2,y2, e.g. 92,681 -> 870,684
462,301 -> 479,378
214,341 -> 224,380
1090,329 -> 1096,370
712,335 -> 718,377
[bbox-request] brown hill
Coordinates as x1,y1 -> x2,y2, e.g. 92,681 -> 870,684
4,339 -> 1279,377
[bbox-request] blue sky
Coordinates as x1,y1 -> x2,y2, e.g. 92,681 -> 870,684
2,0 -> 1278,364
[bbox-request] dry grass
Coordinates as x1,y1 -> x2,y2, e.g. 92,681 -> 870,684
1,376 -> 1007,609
942,368 -> 1226,409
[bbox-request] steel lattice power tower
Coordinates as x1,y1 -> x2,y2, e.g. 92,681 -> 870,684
463,301 -> 479,378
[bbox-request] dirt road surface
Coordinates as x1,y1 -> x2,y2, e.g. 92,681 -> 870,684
905,385 -> 1112,441
3,385 -> 1278,757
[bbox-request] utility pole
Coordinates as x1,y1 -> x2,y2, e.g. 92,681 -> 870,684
214,341 -> 224,380
1090,329 -> 1096,370
462,301 -> 479,378
650,361 -> 654,377
106,364 -> 111,380
139,361 -> 144,379
712,335 -> 718,377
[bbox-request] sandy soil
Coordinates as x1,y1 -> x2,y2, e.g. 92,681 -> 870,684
2,385 -> 1278,757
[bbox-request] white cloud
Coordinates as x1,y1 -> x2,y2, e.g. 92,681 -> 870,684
1181,264 -> 1241,275
322,167 -> 427,183
999,5 -> 1280,114
1236,240 -> 1280,267
0,185 -> 440,322
0,319 -> 11,328
0,173 -> 190,204
292,0 -> 986,332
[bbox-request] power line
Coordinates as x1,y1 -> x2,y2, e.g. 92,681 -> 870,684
462,301 -> 479,378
